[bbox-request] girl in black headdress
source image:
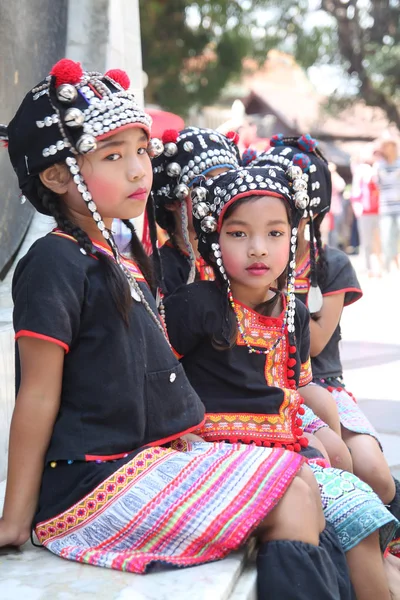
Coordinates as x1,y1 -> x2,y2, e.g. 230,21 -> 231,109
164,163 -> 398,599
259,134 -> 400,560
152,127 -> 241,295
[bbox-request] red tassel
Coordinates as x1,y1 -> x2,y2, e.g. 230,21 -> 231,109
50,58 -> 83,87
105,69 -> 130,90
162,129 -> 179,144
226,130 -> 239,145
288,358 -> 297,367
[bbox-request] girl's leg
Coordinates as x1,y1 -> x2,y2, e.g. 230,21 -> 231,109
257,468 -> 352,599
346,531 -> 391,600
257,466 -> 324,544
342,428 -> 396,504
301,385 -> 341,435
315,427 -> 353,472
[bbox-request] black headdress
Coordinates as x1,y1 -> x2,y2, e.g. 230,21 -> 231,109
252,134 -> 332,313
152,127 -> 241,283
2,59 -> 167,337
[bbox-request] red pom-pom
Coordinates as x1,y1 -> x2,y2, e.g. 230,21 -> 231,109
263,441 -> 271,448
50,59 -> 83,87
162,129 -> 179,144
298,407 -> 305,415
299,437 -> 309,448
105,69 -> 130,90
288,380 -> 297,389
286,444 -> 294,452
226,130 -> 239,145
289,345 -> 297,354
274,442 -> 282,448
296,418 -> 303,427
288,358 -> 297,367
294,443 -> 301,452
287,369 -> 295,378
295,428 -> 303,437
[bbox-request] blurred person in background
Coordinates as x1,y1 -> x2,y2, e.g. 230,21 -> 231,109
327,162 -> 346,249
351,146 -> 382,277
375,138 -> 400,273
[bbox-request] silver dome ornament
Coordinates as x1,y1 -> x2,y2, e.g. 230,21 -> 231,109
56,84 -> 78,103
294,191 -> 309,210
183,141 -> 194,152
286,165 -> 303,180
174,183 -> 190,201
164,142 -> 178,157
147,138 -> 164,158
64,107 -> 85,128
190,186 -> 207,204
292,178 -> 308,192
76,134 -> 97,154
166,162 -> 182,178
193,202 -> 209,220
200,215 -> 217,233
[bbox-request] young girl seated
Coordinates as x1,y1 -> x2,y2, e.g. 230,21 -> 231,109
164,164 -> 399,599
152,127 -> 241,294
258,135 -> 400,556
0,59 -> 355,599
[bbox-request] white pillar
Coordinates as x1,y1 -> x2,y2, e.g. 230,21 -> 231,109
107,0 -> 144,107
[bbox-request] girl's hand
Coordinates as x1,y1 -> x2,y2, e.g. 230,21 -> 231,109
181,433 -> 204,442
0,517 -> 30,548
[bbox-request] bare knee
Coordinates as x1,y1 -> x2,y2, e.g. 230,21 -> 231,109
356,462 -> 395,503
257,475 -> 323,545
315,428 -> 353,472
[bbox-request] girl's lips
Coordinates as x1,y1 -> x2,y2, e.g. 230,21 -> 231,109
128,188 -> 148,200
246,263 -> 270,276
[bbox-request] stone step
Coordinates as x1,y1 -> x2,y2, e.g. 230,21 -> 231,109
0,480 -> 256,600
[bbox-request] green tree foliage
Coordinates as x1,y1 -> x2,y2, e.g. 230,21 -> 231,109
140,0 -> 400,127
139,0 -> 273,116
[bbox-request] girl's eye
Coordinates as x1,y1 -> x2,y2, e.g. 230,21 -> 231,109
227,231 -> 246,238
269,230 -> 283,237
138,147 -> 148,155
105,153 -> 121,161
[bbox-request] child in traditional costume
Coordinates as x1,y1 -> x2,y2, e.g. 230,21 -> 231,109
164,163 -> 398,599
0,60 -> 357,599
257,135 -> 400,559
152,127 -> 241,294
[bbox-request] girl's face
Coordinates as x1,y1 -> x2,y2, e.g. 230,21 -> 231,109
64,127 -> 153,221
219,195 -> 291,301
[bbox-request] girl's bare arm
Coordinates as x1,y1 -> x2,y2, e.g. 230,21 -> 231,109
309,292 -> 345,357
0,337 -> 64,546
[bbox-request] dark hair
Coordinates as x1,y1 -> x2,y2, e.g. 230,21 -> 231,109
313,213 -> 328,289
23,176 -> 156,325
210,194 -> 291,350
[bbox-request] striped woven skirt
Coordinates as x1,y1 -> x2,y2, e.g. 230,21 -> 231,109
314,377 -> 380,443
35,441 -> 303,573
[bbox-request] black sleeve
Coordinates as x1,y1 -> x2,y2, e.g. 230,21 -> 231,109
322,247 -> 362,307
12,236 -> 86,352
294,298 -> 312,387
164,281 -> 223,356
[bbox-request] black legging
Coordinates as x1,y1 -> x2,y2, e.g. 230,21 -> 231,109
257,521 -> 355,599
